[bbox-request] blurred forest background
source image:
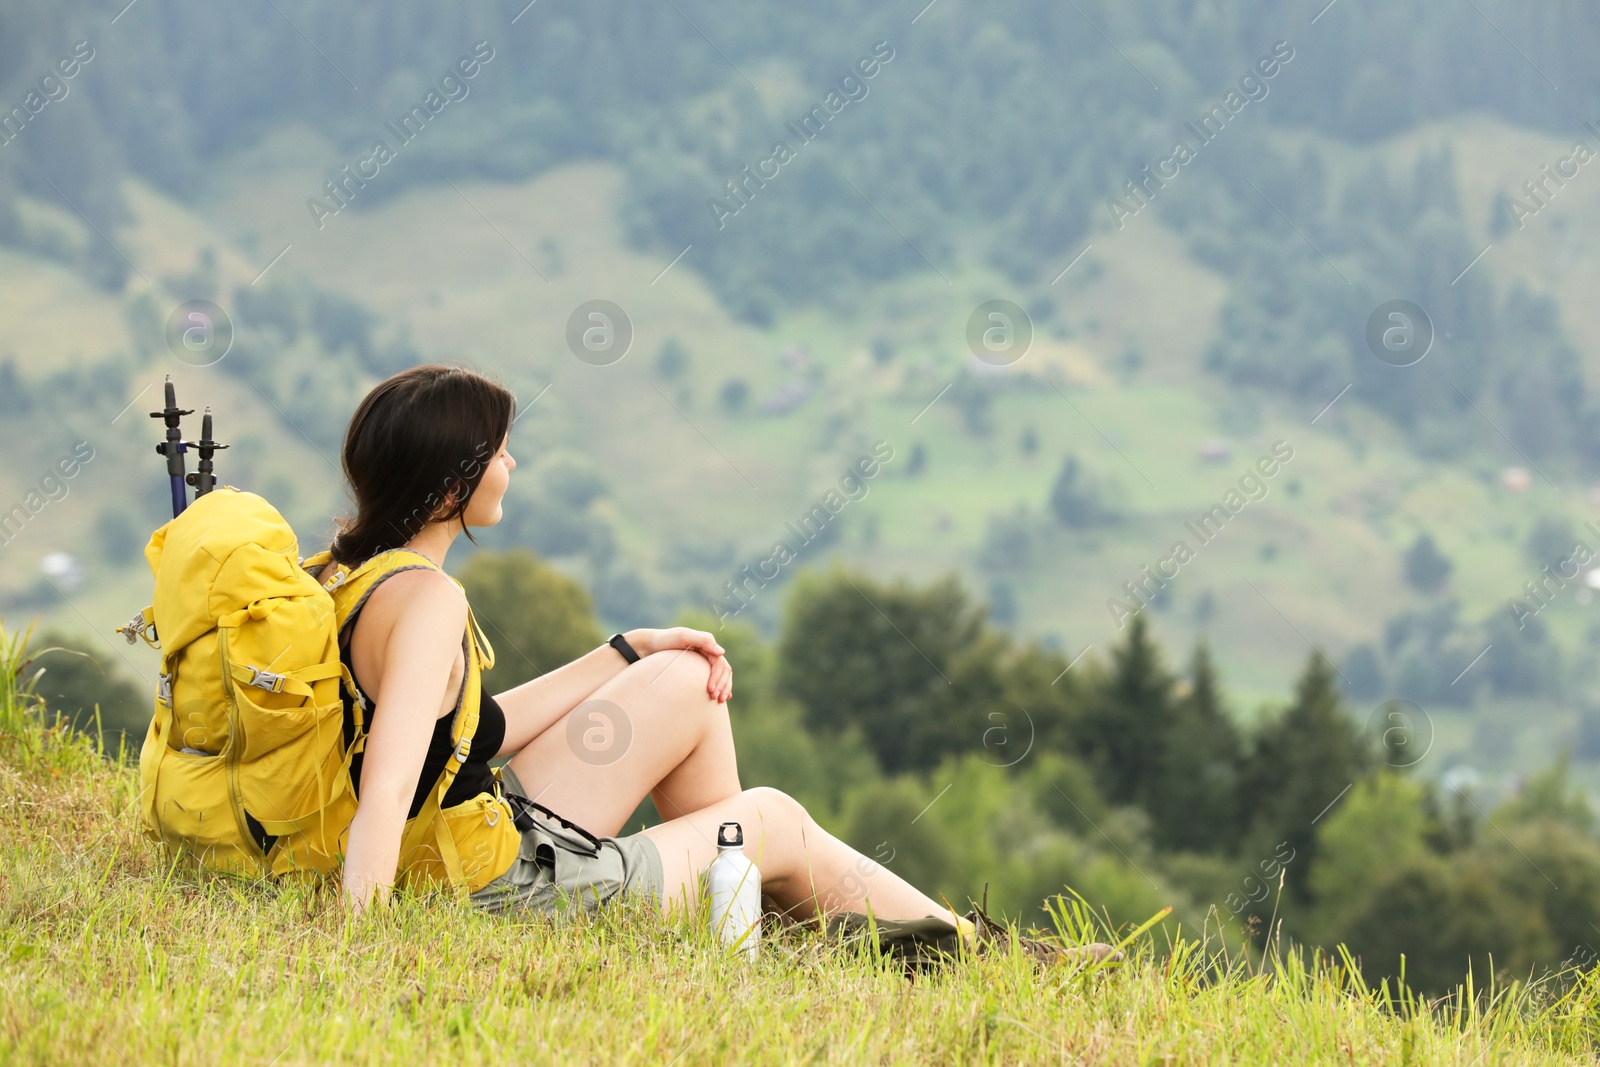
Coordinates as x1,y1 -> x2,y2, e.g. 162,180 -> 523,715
6,0 -> 1600,993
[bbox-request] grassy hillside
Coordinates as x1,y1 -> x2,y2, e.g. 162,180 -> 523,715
5,113 -> 1600,798
3,626 -> 1599,1066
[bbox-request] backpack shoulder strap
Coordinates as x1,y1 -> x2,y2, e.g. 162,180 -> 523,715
303,548 -> 442,718
303,548 -> 490,898
303,549 -> 444,635
396,618 -> 484,900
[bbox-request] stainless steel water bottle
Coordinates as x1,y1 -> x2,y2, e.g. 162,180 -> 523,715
704,821 -> 761,958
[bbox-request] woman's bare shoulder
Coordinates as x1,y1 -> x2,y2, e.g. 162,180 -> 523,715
364,566 -> 460,617
362,566 -> 468,635
344,566 -> 467,714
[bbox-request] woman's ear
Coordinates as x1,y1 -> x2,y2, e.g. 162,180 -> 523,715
423,485 -> 459,523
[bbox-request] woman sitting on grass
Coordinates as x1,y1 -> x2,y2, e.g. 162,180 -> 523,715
327,363 -> 1113,968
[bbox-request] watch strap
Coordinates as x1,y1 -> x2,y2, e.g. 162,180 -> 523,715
608,632 -> 641,664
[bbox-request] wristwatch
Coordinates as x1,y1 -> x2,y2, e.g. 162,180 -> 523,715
608,632 -> 641,664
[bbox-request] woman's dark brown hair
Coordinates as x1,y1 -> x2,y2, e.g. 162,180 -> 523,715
329,363 -> 517,566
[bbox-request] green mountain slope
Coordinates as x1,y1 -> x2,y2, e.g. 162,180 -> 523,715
4,111 -> 1600,792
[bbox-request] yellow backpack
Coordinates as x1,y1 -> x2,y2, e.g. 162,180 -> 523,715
122,485 -> 521,895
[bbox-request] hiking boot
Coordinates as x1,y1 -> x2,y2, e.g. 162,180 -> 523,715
961,888 -> 1123,970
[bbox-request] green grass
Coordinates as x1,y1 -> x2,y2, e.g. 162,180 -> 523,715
3,623 -> 1600,1065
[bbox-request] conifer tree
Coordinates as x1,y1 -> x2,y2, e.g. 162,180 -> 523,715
1080,614 -> 1174,808
1148,642 -> 1244,854
1238,651 -> 1375,901
1403,533 -> 1452,593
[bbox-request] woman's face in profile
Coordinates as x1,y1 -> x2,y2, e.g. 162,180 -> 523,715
462,432 -> 515,527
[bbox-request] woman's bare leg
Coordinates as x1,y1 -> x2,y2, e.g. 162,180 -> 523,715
505,649 -> 741,838
639,786 -> 957,924
504,653 -> 956,923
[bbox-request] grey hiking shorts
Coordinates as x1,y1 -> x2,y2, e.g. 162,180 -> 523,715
468,763 -> 666,916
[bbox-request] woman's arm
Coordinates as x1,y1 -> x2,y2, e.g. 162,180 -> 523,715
493,626 -> 731,755
342,570 -> 470,912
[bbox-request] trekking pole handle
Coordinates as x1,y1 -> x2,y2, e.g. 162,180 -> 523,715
185,407 -> 229,499
150,376 -> 194,518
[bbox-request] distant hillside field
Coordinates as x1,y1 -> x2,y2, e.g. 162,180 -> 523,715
5,0 -> 1600,804
5,112 -> 1600,793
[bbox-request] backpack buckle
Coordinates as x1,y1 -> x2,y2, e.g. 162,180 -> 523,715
118,611 -> 155,645
247,667 -> 286,693
454,737 -> 471,763
322,568 -> 348,591
157,672 -> 172,705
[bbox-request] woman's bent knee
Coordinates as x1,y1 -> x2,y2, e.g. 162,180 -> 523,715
637,648 -> 714,699
740,786 -> 809,832
639,647 -> 710,679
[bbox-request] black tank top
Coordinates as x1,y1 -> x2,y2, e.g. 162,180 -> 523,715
339,638 -> 506,820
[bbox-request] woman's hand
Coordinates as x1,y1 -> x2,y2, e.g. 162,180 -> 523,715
625,627 -> 733,703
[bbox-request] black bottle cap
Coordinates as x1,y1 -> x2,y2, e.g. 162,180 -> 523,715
717,821 -> 743,848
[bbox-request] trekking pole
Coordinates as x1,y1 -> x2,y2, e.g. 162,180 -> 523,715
150,375 -> 193,518
184,407 -> 229,499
